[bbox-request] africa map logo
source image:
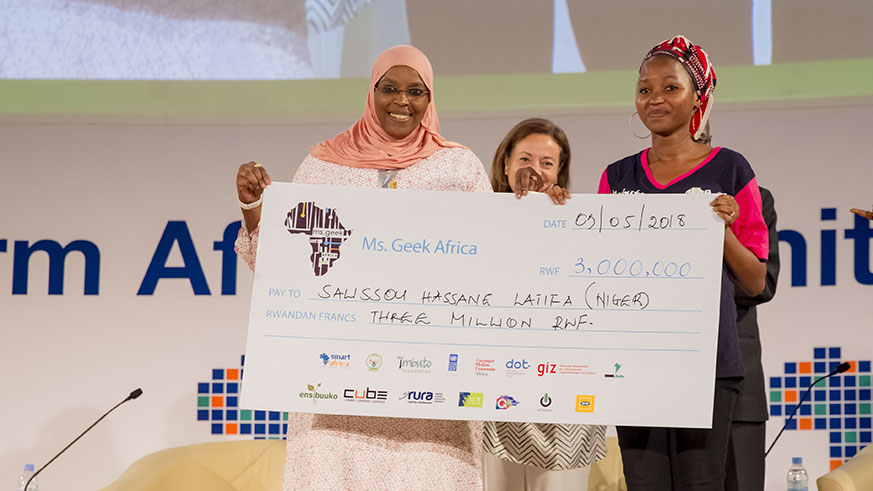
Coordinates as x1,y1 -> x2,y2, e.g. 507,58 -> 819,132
769,347 -> 871,470
285,201 -> 353,276
196,355 -> 289,439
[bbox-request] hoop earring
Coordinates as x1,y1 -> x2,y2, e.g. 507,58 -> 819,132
628,111 -> 651,139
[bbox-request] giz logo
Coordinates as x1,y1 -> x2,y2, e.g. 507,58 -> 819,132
575,395 -> 595,413
537,362 -> 557,377
343,387 -> 388,402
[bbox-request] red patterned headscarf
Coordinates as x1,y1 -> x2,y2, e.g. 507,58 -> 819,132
642,35 -> 716,141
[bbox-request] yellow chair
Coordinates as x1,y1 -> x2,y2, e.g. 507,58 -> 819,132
589,436 -> 628,491
817,444 -> 873,491
105,436 -> 628,491
103,440 -> 285,491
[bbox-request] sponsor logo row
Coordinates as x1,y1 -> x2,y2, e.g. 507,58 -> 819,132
321,353 -> 625,379
299,384 -> 596,413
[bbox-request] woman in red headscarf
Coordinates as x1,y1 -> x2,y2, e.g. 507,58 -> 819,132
234,45 -> 490,490
598,36 -> 768,490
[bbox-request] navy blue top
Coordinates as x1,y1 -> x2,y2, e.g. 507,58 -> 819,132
599,147 -> 768,378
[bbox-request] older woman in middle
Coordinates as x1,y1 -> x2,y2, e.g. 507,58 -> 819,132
484,117 -> 606,490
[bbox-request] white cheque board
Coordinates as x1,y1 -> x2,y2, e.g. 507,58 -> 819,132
240,183 -> 726,427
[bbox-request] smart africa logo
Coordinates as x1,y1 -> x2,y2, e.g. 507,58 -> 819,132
196,355 -> 289,439
769,347 -> 871,470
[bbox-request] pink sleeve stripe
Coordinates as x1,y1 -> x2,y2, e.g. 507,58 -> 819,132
598,169 -> 611,194
641,147 -> 722,189
730,177 -> 769,260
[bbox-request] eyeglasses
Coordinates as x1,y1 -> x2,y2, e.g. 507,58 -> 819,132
374,86 -> 431,100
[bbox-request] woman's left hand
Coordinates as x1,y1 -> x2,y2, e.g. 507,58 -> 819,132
710,194 -> 739,228
543,183 -> 571,205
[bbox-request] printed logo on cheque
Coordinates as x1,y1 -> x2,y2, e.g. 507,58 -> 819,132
397,355 -> 432,373
505,358 -> 531,376
604,362 -> 625,379
537,362 -> 596,377
475,358 -> 496,375
284,201 -> 353,276
539,393 -> 553,411
399,391 -> 446,404
299,383 -> 339,403
343,387 -> 388,403
366,353 -> 383,371
459,392 -> 484,408
320,353 -> 350,368
448,353 -> 459,372
496,395 -> 520,410
575,395 -> 596,413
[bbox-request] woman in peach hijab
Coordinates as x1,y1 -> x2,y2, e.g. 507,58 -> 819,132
234,45 -> 490,490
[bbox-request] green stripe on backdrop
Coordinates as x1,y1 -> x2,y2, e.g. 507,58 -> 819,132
1,58 -> 871,119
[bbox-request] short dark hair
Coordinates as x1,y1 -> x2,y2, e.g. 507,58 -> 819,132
490,118 -> 571,193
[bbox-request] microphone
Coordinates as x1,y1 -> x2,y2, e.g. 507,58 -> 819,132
24,388 -> 143,490
765,362 -> 850,457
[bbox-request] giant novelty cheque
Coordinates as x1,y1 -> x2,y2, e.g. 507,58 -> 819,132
240,183 -> 725,427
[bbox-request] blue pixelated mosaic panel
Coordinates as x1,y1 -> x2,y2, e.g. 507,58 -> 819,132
196,355 -> 288,439
768,347 -> 871,467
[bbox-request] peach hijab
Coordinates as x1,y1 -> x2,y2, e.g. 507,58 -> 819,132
310,45 -> 464,170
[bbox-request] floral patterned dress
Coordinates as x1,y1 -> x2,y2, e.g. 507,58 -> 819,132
236,147 -> 491,490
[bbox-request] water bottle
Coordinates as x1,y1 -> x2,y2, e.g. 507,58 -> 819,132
786,457 -> 808,491
17,464 -> 39,491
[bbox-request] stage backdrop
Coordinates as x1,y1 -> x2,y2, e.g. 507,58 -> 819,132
2,25 -> 873,491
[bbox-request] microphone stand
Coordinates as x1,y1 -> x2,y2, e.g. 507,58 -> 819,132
24,388 -> 143,490
765,363 -> 850,458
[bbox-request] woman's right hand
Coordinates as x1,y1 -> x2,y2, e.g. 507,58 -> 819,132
850,204 -> 873,221
236,161 -> 272,205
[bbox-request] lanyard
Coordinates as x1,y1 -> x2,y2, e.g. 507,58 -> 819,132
378,169 -> 400,189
